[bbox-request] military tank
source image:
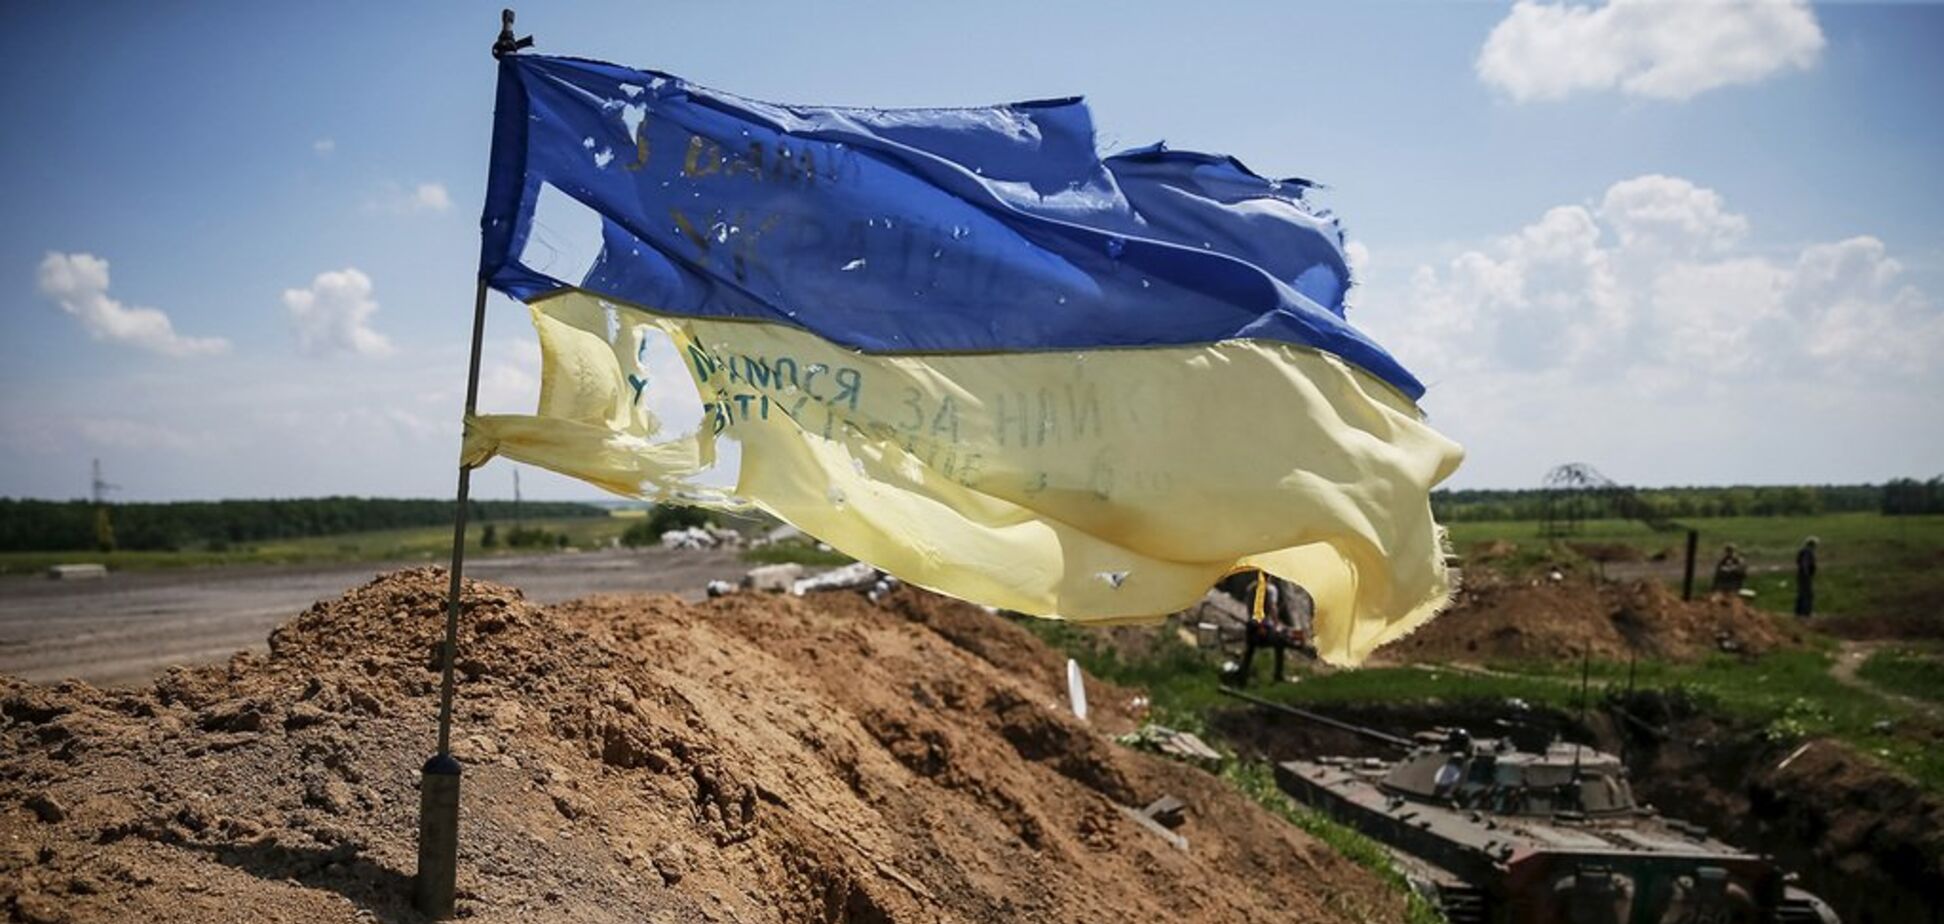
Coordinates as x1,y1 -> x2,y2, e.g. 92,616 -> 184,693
1220,688 -> 1838,924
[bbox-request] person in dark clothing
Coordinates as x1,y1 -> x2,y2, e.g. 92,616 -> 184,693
1216,570 -> 1310,686
1794,537 -> 1819,618
1711,543 -> 1748,594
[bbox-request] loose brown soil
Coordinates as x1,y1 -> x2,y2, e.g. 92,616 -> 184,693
0,570 -> 1405,924
1612,691 -> 1944,924
1565,541 -> 1646,563
1376,572 -> 1809,664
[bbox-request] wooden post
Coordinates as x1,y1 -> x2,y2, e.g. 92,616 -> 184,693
1681,528 -> 1699,602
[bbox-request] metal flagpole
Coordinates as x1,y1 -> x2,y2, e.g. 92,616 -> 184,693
415,11 -> 532,919
413,277 -> 487,919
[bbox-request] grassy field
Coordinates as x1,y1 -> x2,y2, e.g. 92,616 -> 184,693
1447,512 -> 1944,636
0,503 -> 850,576
1219,760 -> 1443,924
1024,615 -> 1944,793
1859,645 -> 1944,705
0,515 -> 633,575
740,543 -> 855,567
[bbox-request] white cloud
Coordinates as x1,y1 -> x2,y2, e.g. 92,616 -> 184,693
1477,0 -> 1824,102
1343,240 -> 1372,309
1599,174 -> 1749,253
1381,175 -> 1938,381
282,268 -> 394,357
410,182 -> 452,212
0,317 -> 721,499
73,417 -> 204,454
0,349 -> 466,498
35,252 -> 230,357
368,181 -> 452,214
477,356 -> 540,413
1353,175 -> 1943,486
313,137 -> 335,157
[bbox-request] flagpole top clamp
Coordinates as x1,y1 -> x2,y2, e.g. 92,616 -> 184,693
493,9 -> 534,59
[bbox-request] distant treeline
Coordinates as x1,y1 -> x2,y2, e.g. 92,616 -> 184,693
1883,477 -> 1944,516
1433,478 -> 1944,522
0,497 -> 607,553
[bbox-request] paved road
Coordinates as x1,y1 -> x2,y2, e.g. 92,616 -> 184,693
0,549 -> 747,687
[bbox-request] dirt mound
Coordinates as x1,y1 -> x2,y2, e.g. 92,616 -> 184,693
1379,572 -> 1809,663
0,569 -> 1403,923
1468,539 -> 1519,562
1613,691 -> 1944,924
1565,541 -> 1645,563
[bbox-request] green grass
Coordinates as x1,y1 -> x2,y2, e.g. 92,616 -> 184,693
1022,616 -> 1944,794
1027,617 -> 1593,726
1858,646 -> 1944,705
1015,621 -> 1438,918
1446,511 -> 1944,554
1497,650 -> 1943,788
740,543 -> 855,567
1019,588 -> 1942,922
1447,513 -> 1944,636
1222,760 -> 1443,924
0,515 -> 634,575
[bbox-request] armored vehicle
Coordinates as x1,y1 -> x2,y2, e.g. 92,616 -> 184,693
1222,689 -> 1838,924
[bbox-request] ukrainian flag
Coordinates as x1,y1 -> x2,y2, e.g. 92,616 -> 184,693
464,55 -> 1463,665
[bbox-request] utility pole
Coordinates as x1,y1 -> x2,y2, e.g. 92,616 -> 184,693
91,458 -> 120,505
91,459 -> 120,553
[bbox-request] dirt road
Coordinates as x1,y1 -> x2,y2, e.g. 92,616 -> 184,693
1828,638 -> 1942,718
0,549 -> 745,687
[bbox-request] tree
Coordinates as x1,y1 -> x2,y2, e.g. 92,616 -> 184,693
1883,477 -> 1944,515
481,524 -> 499,548
621,505 -> 716,547
620,520 -> 652,547
93,507 -> 116,553
647,504 -> 714,534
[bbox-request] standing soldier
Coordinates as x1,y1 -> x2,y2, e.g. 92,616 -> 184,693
1794,537 -> 1819,618
1711,543 -> 1748,595
1215,569 -> 1311,686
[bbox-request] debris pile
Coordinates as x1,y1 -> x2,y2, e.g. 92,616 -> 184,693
739,562 -> 804,592
659,525 -> 744,550
1117,725 -> 1227,770
731,562 -> 891,599
0,569 -> 1402,923
1379,573 -> 1810,663
788,562 -> 887,597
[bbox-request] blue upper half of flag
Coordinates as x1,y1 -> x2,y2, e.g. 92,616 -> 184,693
480,55 -> 1424,400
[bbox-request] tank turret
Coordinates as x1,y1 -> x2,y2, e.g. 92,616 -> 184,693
1377,733 -> 1638,817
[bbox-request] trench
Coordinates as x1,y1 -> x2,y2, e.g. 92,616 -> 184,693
1210,694 -> 1942,924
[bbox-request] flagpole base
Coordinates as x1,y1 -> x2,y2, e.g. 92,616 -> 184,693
413,753 -> 463,919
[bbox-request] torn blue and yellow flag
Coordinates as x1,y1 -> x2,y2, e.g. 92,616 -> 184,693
464,54 -> 1463,664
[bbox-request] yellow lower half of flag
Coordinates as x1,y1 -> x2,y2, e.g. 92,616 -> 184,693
464,290 -> 1464,665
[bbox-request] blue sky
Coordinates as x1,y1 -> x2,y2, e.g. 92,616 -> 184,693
3,1 -> 1941,500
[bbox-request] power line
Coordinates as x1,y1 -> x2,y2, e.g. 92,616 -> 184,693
91,458 -> 121,506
